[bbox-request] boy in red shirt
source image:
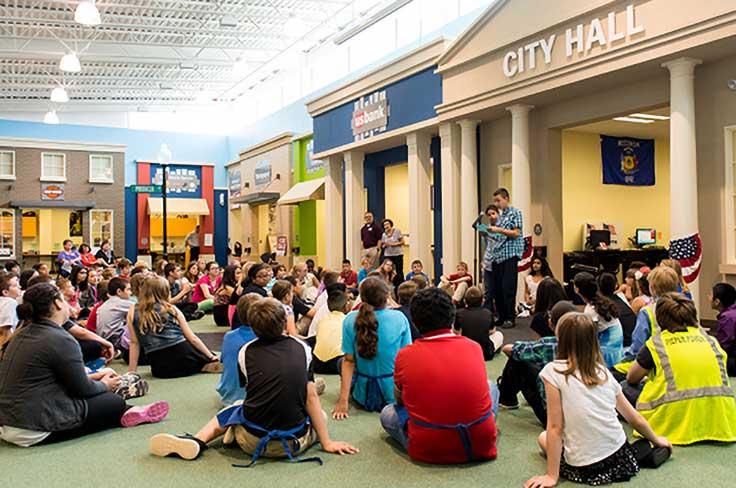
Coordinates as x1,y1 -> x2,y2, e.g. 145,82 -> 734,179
439,262 -> 473,304
339,259 -> 358,288
380,287 -> 498,464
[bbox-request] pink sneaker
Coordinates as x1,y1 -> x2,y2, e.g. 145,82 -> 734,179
121,401 -> 170,428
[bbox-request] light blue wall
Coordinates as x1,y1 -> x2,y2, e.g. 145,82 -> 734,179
0,119 -> 230,187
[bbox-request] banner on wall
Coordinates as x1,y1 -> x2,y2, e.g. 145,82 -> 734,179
228,168 -> 241,198
254,160 -> 271,187
305,139 -> 323,174
601,135 -> 655,186
152,165 -> 201,194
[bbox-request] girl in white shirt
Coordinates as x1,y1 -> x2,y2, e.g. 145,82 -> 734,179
524,312 -> 671,488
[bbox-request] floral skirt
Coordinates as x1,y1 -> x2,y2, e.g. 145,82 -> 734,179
561,442 -> 640,486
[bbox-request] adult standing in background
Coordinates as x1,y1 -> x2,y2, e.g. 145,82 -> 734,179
360,212 -> 383,270
185,225 -> 201,263
488,188 -> 524,330
380,219 -> 405,280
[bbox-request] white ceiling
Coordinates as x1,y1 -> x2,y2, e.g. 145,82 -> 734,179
0,0 -> 387,111
568,107 -> 671,140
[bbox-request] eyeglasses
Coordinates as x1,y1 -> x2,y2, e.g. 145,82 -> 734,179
256,272 -> 271,279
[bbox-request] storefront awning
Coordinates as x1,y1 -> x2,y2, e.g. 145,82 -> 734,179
277,178 -> 325,206
9,200 -> 96,209
147,198 -> 210,217
230,192 -> 280,206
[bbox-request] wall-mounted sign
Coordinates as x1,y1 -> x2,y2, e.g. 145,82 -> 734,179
305,139 -> 323,174
502,5 -> 645,78
41,183 -> 65,201
254,159 -> 271,187
228,167 -> 242,198
275,235 -> 288,256
152,165 -> 201,194
352,90 -> 389,141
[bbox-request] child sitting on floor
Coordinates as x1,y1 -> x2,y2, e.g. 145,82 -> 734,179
313,289 -> 350,375
439,262 -> 473,305
711,282 -> 736,376
525,312 -> 671,488
149,298 -> 358,464
454,286 -> 503,361
216,293 -> 261,406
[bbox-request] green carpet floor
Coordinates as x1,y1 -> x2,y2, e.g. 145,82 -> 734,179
1,317 -> 734,487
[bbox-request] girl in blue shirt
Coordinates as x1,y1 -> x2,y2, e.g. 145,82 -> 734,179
333,277 -> 412,419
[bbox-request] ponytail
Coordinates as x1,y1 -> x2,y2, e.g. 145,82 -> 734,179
355,302 -> 379,359
354,277 -> 389,360
590,293 -> 618,322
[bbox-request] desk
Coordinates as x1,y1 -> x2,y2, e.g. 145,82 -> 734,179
563,248 -> 670,283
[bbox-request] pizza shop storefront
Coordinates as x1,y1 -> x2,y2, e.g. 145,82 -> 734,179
433,0 -> 736,316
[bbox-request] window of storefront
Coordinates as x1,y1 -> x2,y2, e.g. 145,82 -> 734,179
41,152 -> 66,182
0,209 -> 15,259
0,150 -> 15,179
726,127 -> 736,264
89,154 -> 114,183
90,209 -> 113,248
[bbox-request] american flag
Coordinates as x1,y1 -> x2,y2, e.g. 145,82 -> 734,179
669,233 -> 702,284
517,235 -> 533,272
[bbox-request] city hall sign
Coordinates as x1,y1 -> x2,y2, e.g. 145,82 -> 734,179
502,5 -> 645,78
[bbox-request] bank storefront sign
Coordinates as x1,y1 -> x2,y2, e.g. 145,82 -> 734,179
351,90 -> 389,141
254,159 -> 271,187
502,5 -> 645,78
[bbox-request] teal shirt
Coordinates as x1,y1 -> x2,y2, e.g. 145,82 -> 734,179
342,309 -> 412,408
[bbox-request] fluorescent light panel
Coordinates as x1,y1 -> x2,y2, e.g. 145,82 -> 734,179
629,113 -> 670,120
334,0 -> 413,45
613,117 -> 655,124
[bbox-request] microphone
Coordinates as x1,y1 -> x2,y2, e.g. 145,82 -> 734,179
471,212 -> 484,230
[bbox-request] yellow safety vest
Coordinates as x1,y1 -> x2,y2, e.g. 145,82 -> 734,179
636,327 -> 736,445
613,305 -> 657,375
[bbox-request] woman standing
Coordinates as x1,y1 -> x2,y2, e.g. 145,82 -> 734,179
0,283 -> 168,446
127,277 -> 222,378
380,219 -> 405,280
333,277 -> 412,419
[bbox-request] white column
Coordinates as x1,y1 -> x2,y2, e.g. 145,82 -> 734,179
507,104 -> 533,258
344,150 -> 365,267
663,57 -> 702,306
407,131 -> 432,273
458,119 -> 480,268
324,154 -> 344,270
440,122 -> 461,274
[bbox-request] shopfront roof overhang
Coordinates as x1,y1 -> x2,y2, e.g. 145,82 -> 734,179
147,197 -> 210,216
230,192 -> 281,206
277,178 -> 325,206
9,200 -> 96,209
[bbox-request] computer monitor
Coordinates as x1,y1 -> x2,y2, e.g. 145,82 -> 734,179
588,229 -> 611,250
636,228 -> 656,247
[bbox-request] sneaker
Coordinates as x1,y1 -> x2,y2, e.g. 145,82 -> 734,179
191,310 -> 205,321
150,433 -> 208,460
499,402 -> 520,410
121,401 -> 170,428
501,320 -> 516,329
632,439 -> 671,468
517,310 -> 530,318
114,372 -> 149,400
201,360 -> 224,374
314,377 -> 326,396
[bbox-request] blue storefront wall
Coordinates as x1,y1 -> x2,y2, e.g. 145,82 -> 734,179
312,66 -> 442,154
362,137 -> 443,281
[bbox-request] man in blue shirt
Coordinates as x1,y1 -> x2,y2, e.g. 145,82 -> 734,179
488,188 -> 524,329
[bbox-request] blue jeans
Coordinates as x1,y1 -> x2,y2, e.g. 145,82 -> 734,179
380,381 -> 500,450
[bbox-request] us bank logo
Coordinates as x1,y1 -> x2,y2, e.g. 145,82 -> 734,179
351,90 -> 389,141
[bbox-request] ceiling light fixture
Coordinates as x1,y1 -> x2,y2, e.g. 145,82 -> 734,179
74,0 -> 101,26
179,61 -> 197,70
629,113 -> 670,120
613,116 -> 655,124
50,85 -> 69,103
43,110 -> 60,125
59,52 -> 81,72
334,0 -> 412,45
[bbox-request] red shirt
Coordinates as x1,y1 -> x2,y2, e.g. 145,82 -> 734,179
394,329 -> 497,464
448,272 -> 472,290
86,302 -> 103,332
340,270 -> 358,287
80,252 -> 98,267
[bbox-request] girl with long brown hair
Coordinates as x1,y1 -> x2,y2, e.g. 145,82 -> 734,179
525,313 -> 671,488
126,277 -> 222,378
332,277 -> 412,419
